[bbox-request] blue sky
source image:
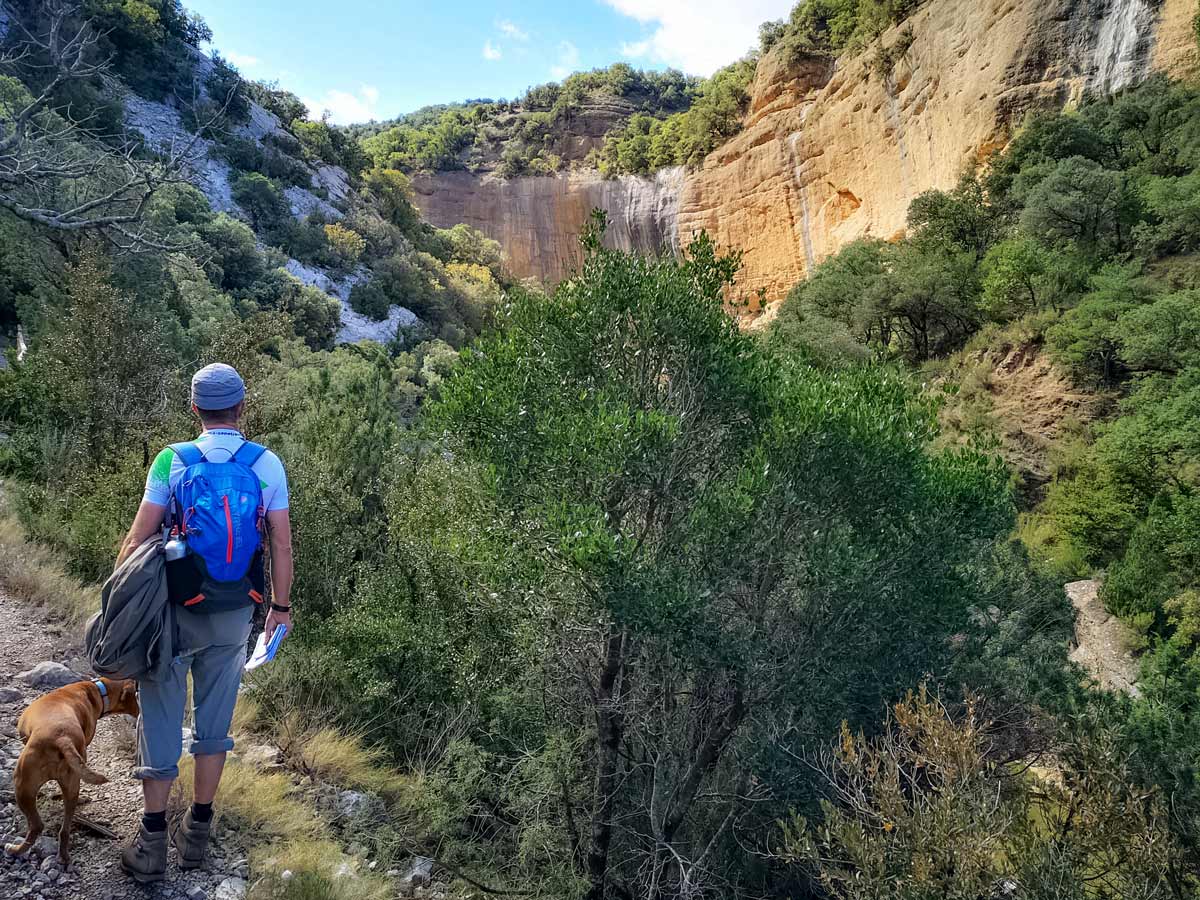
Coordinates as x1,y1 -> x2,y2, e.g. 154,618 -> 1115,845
186,0 -> 796,124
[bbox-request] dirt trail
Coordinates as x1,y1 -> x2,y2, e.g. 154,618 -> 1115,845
0,589 -> 250,900
1067,579 -> 1140,696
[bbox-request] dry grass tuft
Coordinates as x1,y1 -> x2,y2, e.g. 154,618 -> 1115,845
174,755 -> 322,841
249,840 -> 393,900
175,756 -> 393,900
286,724 -> 407,797
0,495 -> 98,625
232,693 -> 265,734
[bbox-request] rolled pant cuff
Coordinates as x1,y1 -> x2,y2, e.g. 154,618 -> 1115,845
190,737 -> 235,756
133,764 -> 180,781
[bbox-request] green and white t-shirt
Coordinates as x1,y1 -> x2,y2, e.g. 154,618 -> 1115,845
142,428 -> 290,512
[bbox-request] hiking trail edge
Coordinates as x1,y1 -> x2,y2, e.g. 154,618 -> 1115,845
0,587 -> 252,900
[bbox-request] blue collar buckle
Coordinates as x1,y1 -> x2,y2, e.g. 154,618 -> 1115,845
92,679 -> 110,713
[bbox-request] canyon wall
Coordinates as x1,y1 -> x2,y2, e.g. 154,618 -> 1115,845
414,0 -> 1198,309
413,167 -> 685,285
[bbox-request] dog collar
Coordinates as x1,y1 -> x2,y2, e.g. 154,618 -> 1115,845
92,679 -> 110,714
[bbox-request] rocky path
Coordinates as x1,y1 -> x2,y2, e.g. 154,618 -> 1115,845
0,589 -> 250,900
1067,579 -> 1141,696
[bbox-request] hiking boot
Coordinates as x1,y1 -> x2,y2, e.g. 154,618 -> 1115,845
172,808 -> 212,869
120,824 -> 168,883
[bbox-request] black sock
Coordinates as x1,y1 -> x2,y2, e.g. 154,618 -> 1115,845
142,810 -> 167,833
191,802 -> 214,823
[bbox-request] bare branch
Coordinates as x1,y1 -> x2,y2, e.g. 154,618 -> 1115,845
0,1 -> 227,253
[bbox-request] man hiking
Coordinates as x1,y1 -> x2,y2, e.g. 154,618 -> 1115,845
113,363 -> 293,882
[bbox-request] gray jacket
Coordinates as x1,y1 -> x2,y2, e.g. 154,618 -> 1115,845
85,537 -> 174,682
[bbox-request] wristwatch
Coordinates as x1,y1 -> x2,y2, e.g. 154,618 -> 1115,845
270,603 -> 292,614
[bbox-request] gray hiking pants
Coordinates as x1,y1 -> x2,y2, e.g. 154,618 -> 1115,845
133,605 -> 253,781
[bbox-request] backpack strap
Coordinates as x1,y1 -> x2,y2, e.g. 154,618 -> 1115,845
166,442 -> 203,531
231,441 -> 267,468
170,442 -> 205,467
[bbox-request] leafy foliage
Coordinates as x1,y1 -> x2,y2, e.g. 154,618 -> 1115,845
594,58 -> 757,174
788,689 -> 1190,898
774,0 -> 925,58
774,76 -> 1200,876
354,64 -> 700,176
427,215 -> 1015,898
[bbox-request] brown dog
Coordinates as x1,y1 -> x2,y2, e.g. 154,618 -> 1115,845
4,677 -> 138,863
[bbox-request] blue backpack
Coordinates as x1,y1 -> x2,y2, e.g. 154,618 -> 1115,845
168,441 -> 267,611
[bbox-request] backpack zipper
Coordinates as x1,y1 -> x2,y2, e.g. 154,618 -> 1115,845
223,495 -> 234,564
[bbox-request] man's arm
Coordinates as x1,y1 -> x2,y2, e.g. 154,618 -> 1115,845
116,501 -> 167,567
263,507 -> 293,640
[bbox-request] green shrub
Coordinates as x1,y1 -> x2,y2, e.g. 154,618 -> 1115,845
232,174 -> 290,234
348,280 -> 390,320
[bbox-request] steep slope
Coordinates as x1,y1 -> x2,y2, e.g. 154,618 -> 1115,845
414,0 -> 1197,307
117,55 -> 412,345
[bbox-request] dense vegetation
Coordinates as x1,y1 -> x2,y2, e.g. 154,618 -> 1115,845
593,58 -> 757,175
763,0 -> 924,59
353,64 -> 699,177
775,74 -> 1200,882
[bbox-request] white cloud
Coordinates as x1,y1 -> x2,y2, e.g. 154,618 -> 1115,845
604,0 -> 793,75
550,40 -> 581,80
300,84 -> 382,125
497,19 -> 529,41
223,50 -> 260,69
619,39 -> 652,59
483,40 -> 503,61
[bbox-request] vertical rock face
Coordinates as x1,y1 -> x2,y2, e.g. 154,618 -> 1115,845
412,167 -> 685,285
1093,0 -> 1160,93
414,0 -> 1197,308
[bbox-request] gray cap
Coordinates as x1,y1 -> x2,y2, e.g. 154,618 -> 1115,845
191,363 -> 245,410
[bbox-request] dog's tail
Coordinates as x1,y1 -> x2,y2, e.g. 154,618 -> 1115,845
55,737 -> 107,785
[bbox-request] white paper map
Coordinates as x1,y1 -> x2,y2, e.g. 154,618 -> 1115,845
245,623 -> 288,670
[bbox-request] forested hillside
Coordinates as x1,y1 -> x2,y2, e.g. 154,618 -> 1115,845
1,1 -> 1200,899
348,0 -> 929,180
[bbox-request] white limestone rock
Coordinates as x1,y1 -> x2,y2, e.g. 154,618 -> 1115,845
313,165 -> 352,204
122,92 -> 239,217
284,259 -> 419,345
284,185 -> 343,222
214,876 -> 247,900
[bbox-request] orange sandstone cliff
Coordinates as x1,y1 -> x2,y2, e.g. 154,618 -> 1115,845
413,0 -> 1197,310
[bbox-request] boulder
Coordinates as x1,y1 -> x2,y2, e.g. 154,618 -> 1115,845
0,687 -> 24,704
18,662 -> 83,688
214,876 -> 246,900
283,185 -> 343,222
335,789 -> 370,819
401,856 -> 434,889
313,165 -> 352,203
240,744 -> 285,773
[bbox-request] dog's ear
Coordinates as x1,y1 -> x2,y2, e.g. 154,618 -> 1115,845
119,680 -> 138,709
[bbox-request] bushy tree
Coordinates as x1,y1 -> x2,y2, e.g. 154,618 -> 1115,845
596,57 -> 757,175
1019,157 -> 1139,253
908,174 -> 1005,261
432,217 -> 1011,899
232,173 -> 289,233
323,223 -> 366,268
1046,264 -> 1150,383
